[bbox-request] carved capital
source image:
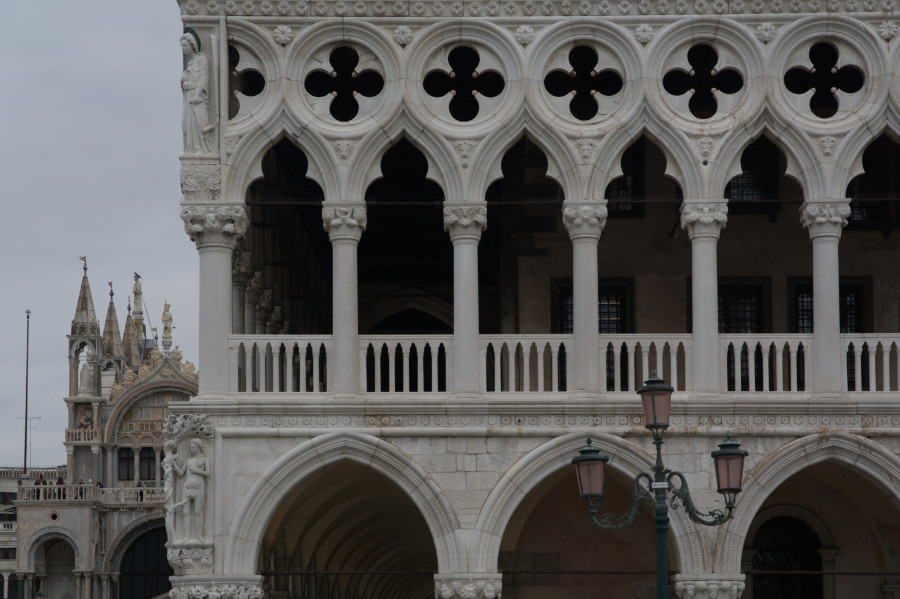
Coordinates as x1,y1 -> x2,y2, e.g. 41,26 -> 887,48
167,545 -> 214,576
181,205 -> 248,249
681,202 -> 728,240
169,581 -> 263,599
562,202 -> 607,240
244,272 -> 263,304
232,251 -> 253,286
800,201 -> 851,240
180,164 -> 222,203
323,205 -> 367,242
434,575 -> 502,599
674,577 -> 745,599
443,205 -> 487,242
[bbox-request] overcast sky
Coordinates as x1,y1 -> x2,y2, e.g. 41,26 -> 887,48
0,2 -> 198,467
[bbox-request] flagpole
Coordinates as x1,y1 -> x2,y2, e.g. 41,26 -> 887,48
24,309 -> 30,476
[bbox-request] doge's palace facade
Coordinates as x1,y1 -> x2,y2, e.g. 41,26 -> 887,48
170,0 -> 900,597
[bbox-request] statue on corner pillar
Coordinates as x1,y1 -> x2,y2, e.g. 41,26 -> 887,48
180,33 -> 215,155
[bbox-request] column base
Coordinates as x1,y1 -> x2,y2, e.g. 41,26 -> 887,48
674,574 -> 745,599
434,573 -> 502,599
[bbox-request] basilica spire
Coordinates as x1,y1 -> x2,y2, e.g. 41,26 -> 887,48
122,298 -> 141,368
102,282 -> 125,358
71,257 -> 100,336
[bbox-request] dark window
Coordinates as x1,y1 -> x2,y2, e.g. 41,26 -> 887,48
604,138 -> 683,217
118,447 -> 134,482
751,516 -> 823,599
846,136 -> 900,233
788,278 -> 871,333
139,447 -> 156,482
725,138 -> 801,221
553,279 -> 634,334
718,284 -> 767,334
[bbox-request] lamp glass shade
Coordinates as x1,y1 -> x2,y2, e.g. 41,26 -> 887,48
637,375 -> 673,429
711,434 -> 748,495
572,441 -> 609,499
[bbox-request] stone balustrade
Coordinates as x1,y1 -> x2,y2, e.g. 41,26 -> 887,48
228,333 -> 900,395
65,428 -> 100,444
17,484 -> 164,504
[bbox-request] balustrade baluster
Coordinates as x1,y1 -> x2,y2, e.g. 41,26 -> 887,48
312,347 -> 321,392
853,344 -> 862,392
867,343 -> 876,392
402,343 -> 411,392
523,345 -> 531,392
416,344 -> 424,392
551,348 -> 560,392
789,347 -> 798,392
613,346 -> 621,392
375,345 -> 383,392
389,345 -> 397,392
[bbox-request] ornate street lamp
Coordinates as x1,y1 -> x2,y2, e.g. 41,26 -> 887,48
572,375 -> 748,599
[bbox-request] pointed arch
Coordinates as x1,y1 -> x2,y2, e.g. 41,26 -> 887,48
225,432 -> 460,576
475,432 -> 705,576
718,432 -> 900,574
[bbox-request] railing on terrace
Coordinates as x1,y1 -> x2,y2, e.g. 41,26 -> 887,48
0,522 -> 15,533
17,484 -> 164,504
66,428 -> 99,443
0,467 -> 66,480
228,333 -> 899,394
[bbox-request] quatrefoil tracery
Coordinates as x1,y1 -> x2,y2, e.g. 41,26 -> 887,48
662,44 -> 743,119
304,46 -> 385,122
423,46 -> 505,122
544,46 -> 624,121
228,45 -> 265,120
784,42 -> 864,119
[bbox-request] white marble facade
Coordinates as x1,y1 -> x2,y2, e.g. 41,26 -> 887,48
173,1 -> 900,598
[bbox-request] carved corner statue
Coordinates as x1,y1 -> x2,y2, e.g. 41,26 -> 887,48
180,33 -> 215,155
162,440 -> 178,545
171,438 -> 210,543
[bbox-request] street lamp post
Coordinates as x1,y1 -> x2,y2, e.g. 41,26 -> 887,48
572,375 -> 748,599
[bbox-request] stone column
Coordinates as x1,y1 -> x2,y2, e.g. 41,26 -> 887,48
244,271 -> 262,335
181,205 -> 249,395
434,574 -> 502,599
323,205 -> 366,394
133,451 -> 140,484
443,205 -> 487,394
681,202 -> 728,393
562,202 -> 607,392
2,571 -> 9,599
232,251 -> 252,334
674,575 -> 745,599
800,201 -> 851,393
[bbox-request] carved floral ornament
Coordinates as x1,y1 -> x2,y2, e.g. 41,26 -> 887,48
680,202 -> 728,238
674,579 -> 745,599
181,0 -> 898,15
435,578 -> 501,599
169,583 -> 263,599
181,164 -> 222,203
562,203 -> 608,239
322,205 -> 367,240
181,205 -> 249,244
443,205 -> 487,240
799,201 -> 851,236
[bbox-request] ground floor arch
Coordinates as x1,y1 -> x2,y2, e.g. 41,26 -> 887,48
259,459 -> 438,598
740,457 -> 900,598
226,432 -> 460,579
34,537 -> 76,599
499,464 -> 676,597
475,432 -> 704,583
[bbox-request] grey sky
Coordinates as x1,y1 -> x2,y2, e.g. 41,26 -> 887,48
0,1 -> 199,467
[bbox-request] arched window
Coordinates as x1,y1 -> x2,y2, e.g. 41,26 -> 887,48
751,515 -> 823,598
119,527 -> 173,599
118,447 -> 135,482
139,447 -> 156,482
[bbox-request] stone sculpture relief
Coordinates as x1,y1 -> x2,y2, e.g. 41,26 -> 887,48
181,33 -> 215,154
173,438 -> 210,543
